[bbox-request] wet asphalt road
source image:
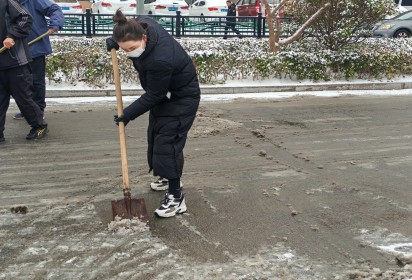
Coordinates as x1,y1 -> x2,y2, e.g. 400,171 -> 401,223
1,94 -> 412,279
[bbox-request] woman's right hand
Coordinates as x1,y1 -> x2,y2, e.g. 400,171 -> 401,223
106,37 -> 119,52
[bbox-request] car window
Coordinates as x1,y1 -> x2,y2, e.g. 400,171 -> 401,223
396,11 -> 412,19
199,0 -> 205,5
250,0 -> 256,4
396,0 -> 412,5
144,0 -> 156,4
192,0 -> 199,5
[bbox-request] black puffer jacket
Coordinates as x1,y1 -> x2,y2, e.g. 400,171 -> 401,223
122,16 -> 200,179
0,0 -> 32,70
123,16 -> 200,120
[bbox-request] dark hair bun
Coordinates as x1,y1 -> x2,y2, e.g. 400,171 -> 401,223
113,9 -> 127,25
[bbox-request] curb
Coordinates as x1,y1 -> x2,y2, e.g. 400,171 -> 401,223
47,81 -> 412,97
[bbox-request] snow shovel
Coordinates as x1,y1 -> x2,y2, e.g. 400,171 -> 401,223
110,48 -> 148,222
0,31 -> 50,54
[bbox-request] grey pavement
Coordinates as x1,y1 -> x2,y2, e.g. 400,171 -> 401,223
1,94 -> 412,279
47,79 -> 412,97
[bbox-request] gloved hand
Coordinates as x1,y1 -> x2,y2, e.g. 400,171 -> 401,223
106,37 -> 119,52
114,114 -> 130,126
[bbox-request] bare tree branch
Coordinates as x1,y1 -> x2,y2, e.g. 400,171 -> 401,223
269,0 -> 288,18
279,3 -> 330,47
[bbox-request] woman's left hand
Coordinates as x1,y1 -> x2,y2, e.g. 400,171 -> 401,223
114,114 -> 130,126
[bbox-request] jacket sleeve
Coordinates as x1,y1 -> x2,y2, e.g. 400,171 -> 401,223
6,0 -> 33,39
37,0 -> 65,30
123,60 -> 174,120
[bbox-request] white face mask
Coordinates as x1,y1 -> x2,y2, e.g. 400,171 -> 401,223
125,41 -> 146,58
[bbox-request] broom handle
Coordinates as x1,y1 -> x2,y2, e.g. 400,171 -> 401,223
111,48 -> 130,190
28,31 -> 50,45
0,31 -> 50,54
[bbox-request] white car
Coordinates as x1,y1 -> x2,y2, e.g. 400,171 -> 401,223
188,0 -> 227,18
397,0 -> 412,11
54,0 -> 83,16
91,0 -> 138,15
144,0 -> 189,16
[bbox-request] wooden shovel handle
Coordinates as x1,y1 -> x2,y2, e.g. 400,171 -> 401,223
0,31 -> 50,54
110,48 -> 130,190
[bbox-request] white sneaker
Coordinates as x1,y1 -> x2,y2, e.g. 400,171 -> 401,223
150,177 -> 183,191
155,193 -> 187,218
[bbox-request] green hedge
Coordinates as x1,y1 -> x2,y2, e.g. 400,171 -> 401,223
47,37 -> 412,87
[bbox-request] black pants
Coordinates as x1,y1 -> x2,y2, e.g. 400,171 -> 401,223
223,22 -> 241,38
0,65 -> 44,136
147,113 -> 197,180
31,56 -> 47,112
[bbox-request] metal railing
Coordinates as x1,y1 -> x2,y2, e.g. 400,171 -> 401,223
57,9 -> 290,38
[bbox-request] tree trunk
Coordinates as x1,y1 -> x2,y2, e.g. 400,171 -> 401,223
261,0 -> 275,51
262,0 -> 330,52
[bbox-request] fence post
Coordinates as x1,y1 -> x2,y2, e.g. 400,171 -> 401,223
176,11 -> 181,37
85,8 -> 92,38
257,12 -> 262,38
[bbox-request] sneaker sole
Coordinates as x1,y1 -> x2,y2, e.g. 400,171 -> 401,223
150,183 -> 168,191
155,205 -> 187,218
150,181 -> 184,192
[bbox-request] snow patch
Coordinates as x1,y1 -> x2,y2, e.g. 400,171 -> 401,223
107,216 -> 149,234
356,228 -> 412,258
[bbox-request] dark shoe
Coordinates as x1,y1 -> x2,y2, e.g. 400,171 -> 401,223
26,125 -> 48,140
13,113 -> 25,120
0,135 -> 5,143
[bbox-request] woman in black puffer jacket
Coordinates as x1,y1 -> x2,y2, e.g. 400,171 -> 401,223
106,10 -> 200,218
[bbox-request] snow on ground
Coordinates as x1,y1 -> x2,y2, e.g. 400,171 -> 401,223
39,74 -> 412,104
3,77 -> 412,279
39,88 -> 412,106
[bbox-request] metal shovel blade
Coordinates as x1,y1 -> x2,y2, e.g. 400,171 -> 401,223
111,196 -> 148,222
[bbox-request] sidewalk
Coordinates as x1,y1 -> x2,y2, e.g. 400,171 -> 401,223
47,78 -> 412,97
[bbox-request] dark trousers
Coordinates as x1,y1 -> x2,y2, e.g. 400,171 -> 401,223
223,22 -> 241,38
30,56 -> 47,112
0,65 -> 44,136
147,113 -> 197,180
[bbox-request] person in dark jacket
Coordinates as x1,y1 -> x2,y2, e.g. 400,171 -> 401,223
0,0 -> 48,143
106,10 -> 201,218
13,0 -> 64,120
223,0 -> 242,39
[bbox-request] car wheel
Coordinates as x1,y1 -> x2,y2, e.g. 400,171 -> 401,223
394,29 -> 411,38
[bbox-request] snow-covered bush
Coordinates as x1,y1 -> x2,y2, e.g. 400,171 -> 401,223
289,0 -> 397,50
48,38 -> 137,87
47,37 -> 412,86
